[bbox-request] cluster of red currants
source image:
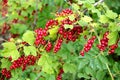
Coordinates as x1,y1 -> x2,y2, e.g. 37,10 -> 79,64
1,68 -> 11,79
34,9 -> 83,53
80,36 -> 96,56
45,41 -> 52,52
58,25 -> 83,42
45,20 -> 58,29
10,55 -> 37,71
53,38 -> 63,53
56,69 -> 64,80
34,28 -> 48,46
108,44 -> 118,54
97,31 -> 109,51
56,8 -> 73,17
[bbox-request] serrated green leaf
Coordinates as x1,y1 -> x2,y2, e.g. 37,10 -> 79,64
99,15 -> 109,23
24,46 -> 37,56
2,42 -> 20,61
64,24 -> 73,29
63,63 -> 77,73
105,10 -> 118,19
107,31 -> 118,45
1,58 -> 12,69
22,30 -> 35,45
38,53 -> 54,74
11,68 -> 22,78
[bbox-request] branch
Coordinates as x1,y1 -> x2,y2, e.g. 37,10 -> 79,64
94,0 -> 104,6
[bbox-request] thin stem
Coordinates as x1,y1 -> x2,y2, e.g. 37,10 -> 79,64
106,63 -> 114,80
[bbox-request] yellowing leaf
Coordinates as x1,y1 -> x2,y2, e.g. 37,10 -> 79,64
107,31 -> 118,45
22,30 -> 35,45
24,46 -> 37,56
2,42 -> 20,61
64,24 -> 73,29
1,58 -> 12,69
82,16 -> 93,23
99,15 -> 109,23
68,14 -> 75,21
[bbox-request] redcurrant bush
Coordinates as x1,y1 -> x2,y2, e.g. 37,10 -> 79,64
0,0 -> 120,80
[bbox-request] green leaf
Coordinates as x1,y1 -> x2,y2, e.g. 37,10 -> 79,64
30,73 -> 37,80
98,55 -> 108,64
78,59 -> 89,70
113,62 -> 119,72
94,58 -> 103,70
99,15 -> 109,23
78,20 -> 88,26
2,42 -> 20,61
10,24 -> 27,34
108,23 -> 118,32
78,73 -> 90,79
96,70 -> 106,80
84,2 -> 93,9
107,31 -> 118,45
72,3 -> 80,10
85,67 -> 94,76
22,30 -> 35,45
63,63 -> 77,74
47,26 -> 59,40
82,16 -> 93,23
64,24 -> 73,29
68,14 -> 75,21
11,68 -> 22,79
117,24 -> 120,31
38,53 -> 54,74
23,46 -> 37,56
1,58 -> 12,69
105,10 -> 118,19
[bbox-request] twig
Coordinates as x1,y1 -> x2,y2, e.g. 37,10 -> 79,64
94,0 -> 104,6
